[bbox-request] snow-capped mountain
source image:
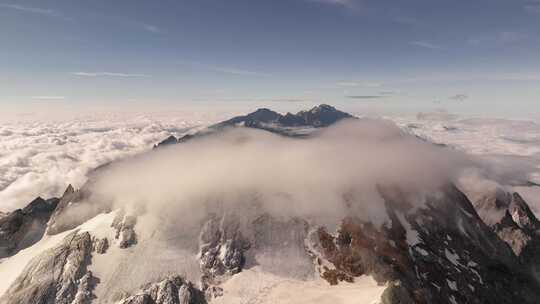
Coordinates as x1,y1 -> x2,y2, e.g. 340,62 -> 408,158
1,105 -> 539,304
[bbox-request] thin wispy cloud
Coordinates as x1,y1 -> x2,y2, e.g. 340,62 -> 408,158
0,3 -> 59,16
449,94 -> 468,102
209,66 -> 268,76
524,0 -> 540,14
497,31 -> 528,44
31,96 -> 66,101
346,95 -> 385,99
393,16 -> 422,26
141,23 -> 161,33
337,81 -> 382,88
179,61 -> 270,77
410,41 -> 443,50
71,72 -> 150,78
311,0 -> 355,7
308,0 -> 363,11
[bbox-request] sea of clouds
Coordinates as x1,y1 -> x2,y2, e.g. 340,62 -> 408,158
0,110 -> 236,211
393,111 -> 540,215
1,107 -> 540,216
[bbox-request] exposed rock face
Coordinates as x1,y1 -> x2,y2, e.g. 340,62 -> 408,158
117,276 -> 206,304
46,185 -> 83,235
47,184 -> 111,236
469,188 -> 540,272
0,196 -> 59,258
112,211 -> 138,248
292,104 -> 354,127
91,236 -> 109,254
306,184 -> 540,304
1,232 -> 97,304
198,214 -> 250,293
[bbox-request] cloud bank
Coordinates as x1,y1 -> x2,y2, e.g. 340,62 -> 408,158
0,114 -> 207,212
82,119 -> 496,232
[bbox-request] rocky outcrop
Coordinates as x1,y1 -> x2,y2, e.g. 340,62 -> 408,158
0,196 -> 59,258
469,188 -> 540,277
92,236 -> 109,254
112,211 -> 138,248
47,184 -> 111,236
117,276 -> 206,304
306,184 -> 540,304
1,232 -> 97,304
198,213 -> 250,294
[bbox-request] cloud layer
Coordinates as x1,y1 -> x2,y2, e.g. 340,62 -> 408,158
0,113 -> 219,211
82,119 -> 497,233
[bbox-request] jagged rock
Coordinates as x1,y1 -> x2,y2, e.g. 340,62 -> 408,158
198,213 -> 250,290
92,236 -> 109,254
0,232 -> 96,304
47,184 -> 112,236
112,211 -> 138,248
72,271 -> 99,304
306,184 -> 540,304
469,188 -> 540,274
494,211 -> 532,255
117,276 -> 206,304
291,104 -> 353,127
380,281 -> 414,304
0,196 -> 59,258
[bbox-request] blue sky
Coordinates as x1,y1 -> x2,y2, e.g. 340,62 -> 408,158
1,0 -> 540,117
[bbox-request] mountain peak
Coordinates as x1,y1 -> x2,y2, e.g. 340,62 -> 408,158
307,104 -> 337,113
155,104 -> 355,147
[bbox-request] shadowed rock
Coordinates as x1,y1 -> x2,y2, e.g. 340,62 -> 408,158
117,276 -> 206,304
0,196 -> 59,258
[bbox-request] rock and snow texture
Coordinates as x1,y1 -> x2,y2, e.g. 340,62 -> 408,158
1,106 -> 540,304
0,231 -> 96,304
117,276 -> 206,304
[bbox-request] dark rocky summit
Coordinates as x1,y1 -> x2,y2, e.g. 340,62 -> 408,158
154,104 -> 354,148
0,196 -> 59,258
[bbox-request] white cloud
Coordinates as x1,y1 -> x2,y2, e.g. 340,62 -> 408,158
0,3 -> 58,16
86,119 -> 476,230
71,72 -> 150,78
0,111 -> 236,212
410,41 -> 443,50
310,0 -> 356,8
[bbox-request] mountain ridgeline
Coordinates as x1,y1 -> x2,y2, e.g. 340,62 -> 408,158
154,104 -> 354,147
1,105 -> 540,304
